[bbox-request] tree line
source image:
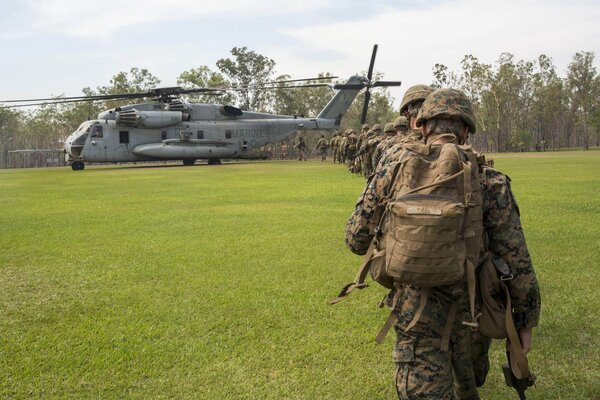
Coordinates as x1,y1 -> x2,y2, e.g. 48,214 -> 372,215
433,52 -> 600,152
1,48 -> 598,168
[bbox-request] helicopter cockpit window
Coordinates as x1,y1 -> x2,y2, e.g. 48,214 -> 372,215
73,133 -> 89,146
161,131 -> 167,140
197,130 -> 204,139
90,125 -> 103,138
225,130 -> 232,139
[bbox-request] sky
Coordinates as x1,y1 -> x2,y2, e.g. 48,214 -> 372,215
1,0 -> 600,109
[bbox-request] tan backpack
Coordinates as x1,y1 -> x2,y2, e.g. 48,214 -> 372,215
381,141 -> 483,287
330,141 -> 483,344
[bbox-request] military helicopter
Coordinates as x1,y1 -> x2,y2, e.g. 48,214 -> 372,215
2,45 -> 400,171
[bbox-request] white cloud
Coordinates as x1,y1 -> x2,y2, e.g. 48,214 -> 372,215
274,0 -> 600,102
31,0 -> 332,38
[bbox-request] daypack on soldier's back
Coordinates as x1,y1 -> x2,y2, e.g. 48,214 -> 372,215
379,141 -> 483,289
330,141 -> 483,317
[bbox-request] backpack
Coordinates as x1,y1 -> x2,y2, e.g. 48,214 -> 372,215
381,141 -> 483,289
330,140 -> 483,343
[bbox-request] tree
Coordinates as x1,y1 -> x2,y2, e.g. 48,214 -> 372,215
0,108 -> 22,168
530,55 -> 567,150
92,68 -> 161,110
271,73 -> 336,117
177,66 -> 234,105
567,51 -> 598,150
216,47 -> 276,111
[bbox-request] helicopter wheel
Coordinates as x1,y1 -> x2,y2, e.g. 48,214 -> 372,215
71,161 -> 85,171
207,159 -> 221,165
182,159 -> 196,166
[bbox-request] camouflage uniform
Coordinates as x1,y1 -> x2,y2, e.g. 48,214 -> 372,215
330,134 -> 339,163
358,124 -> 382,177
345,89 -> 540,399
294,137 -> 308,161
346,130 -> 359,169
316,136 -> 329,162
371,121 -> 404,172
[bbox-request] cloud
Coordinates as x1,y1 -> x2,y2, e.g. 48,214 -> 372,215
275,0 -> 600,99
31,0 -> 332,38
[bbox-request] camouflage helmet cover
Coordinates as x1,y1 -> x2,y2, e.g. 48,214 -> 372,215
384,122 -> 395,133
361,123 -> 369,130
372,123 -> 382,131
415,88 -> 477,134
399,84 -> 435,114
393,116 -> 408,128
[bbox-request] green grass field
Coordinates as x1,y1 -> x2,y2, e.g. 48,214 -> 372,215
1,151 -> 599,399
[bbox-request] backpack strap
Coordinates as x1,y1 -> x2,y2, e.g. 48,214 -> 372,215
501,281 -> 531,380
327,239 -> 376,304
374,288 -> 404,344
328,158 -> 406,305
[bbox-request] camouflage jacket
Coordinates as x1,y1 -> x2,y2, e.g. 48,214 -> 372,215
317,138 -> 329,149
371,135 -> 400,171
378,129 -> 423,167
345,146 -> 541,329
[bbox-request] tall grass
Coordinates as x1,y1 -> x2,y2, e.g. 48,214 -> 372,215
1,152 -> 598,399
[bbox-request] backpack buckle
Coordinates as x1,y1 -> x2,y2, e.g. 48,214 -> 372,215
500,274 -> 514,281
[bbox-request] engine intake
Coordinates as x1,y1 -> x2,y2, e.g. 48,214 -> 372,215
116,109 -> 188,128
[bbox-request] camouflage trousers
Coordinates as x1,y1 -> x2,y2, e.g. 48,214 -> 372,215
393,283 -> 481,400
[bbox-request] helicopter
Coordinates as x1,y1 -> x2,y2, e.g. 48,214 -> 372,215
1,45 -> 400,171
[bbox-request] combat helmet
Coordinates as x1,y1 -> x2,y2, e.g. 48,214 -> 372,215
384,123 -> 395,133
393,116 -> 408,129
372,123 -> 382,132
399,84 -> 435,114
361,123 -> 369,131
415,88 -> 476,134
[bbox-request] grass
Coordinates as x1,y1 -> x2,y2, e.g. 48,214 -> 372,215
0,152 -> 599,399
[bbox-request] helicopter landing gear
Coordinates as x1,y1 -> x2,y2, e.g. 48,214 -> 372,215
71,161 -> 85,171
182,159 -> 196,166
207,158 -> 221,165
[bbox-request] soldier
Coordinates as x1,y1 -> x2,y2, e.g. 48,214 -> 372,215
345,88 -> 540,399
359,123 -> 382,177
353,124 -> 370,173
280,142 -> 289,160
378,85 -> 435,168
338,131 -> 348,164
356,123 -> 371,151
294,136 -> 308,161
346,129 -> 359,169
316,134 -> 329,162
330,132 -> 340,163
371,122 -> 401,172
393,115 -> 409,139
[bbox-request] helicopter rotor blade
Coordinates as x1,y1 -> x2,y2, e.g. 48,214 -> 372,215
360,89 -> 371,125
371,80 -> 402,87
366,44 -> 378,83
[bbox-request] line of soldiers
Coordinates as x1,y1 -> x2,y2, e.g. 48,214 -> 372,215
330,86 -> 434,178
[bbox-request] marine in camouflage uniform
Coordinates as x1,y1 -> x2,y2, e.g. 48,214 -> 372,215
330,133 -> 339,163
346,129 -> 359,169
316,135 -> 329,162
294,136 -> 308,161
378,85 -> 434,168
353,124 -> 370,174
338,132 -> 348,164
358,124 -> 382,177
371,120 -> 406,172
345,89 -> 540,399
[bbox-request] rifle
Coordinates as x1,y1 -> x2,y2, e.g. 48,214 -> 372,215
502,347 -> 536,400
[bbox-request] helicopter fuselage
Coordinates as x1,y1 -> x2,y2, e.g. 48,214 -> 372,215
63,75 -> 365,169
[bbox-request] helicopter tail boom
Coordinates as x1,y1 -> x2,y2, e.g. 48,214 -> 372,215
317,75 -> 366,127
